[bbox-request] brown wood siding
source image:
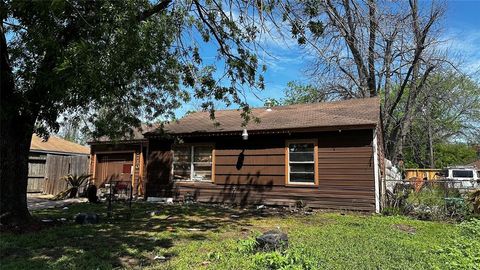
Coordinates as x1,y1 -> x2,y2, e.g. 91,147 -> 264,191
156,182 -> 374,211
147,129 -> 376,211
216,155 -> 285,165
215,165 -> 284,175
214,175 -> 285,186
214,137 -> 286,186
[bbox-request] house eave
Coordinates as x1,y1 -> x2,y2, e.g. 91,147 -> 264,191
147,123 -> 377,138
29,149 -> 90,156
88,139 -> 148,145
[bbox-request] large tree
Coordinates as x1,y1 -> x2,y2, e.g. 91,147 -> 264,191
283,0 -> 449,162
403,72 -> 480,168
0,0 -> 280,225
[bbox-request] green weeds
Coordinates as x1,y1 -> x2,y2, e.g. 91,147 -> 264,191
0,203 -> 476,269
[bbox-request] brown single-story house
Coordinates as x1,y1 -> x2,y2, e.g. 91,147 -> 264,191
29,135 -> 90,194
90,97 -> 385,212
88,125 -> 157,196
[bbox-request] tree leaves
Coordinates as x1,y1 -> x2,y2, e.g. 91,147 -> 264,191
3,0 -> 273,140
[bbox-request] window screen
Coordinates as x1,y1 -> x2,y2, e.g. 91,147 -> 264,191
288,143 -> 315,183
192,146 -> 213,180
172,145 -> 213,181
173,146 -> 191,180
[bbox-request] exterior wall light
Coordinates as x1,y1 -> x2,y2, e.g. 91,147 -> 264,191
242,128 -> 249,140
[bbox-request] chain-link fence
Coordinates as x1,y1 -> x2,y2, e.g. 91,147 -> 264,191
386,178 -> 479,193
383,178 -> 479,220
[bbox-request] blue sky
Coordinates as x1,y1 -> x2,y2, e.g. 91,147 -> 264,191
176,0 -> 480,117
441,0 -> 480,72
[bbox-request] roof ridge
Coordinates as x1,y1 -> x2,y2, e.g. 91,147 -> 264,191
31,134 -> 90,154
181,97 -> 379,118
257,96 -> 379,110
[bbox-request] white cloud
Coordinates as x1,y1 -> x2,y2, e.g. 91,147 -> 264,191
441,29 -> 480,75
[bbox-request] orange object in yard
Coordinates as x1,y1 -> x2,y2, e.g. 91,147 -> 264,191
405,169 -> 442,191
405,169 -> 441,181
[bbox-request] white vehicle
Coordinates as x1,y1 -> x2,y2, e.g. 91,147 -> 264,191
440,166 -> 479,191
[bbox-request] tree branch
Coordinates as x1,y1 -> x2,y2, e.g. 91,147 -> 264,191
137,0 -> 172,22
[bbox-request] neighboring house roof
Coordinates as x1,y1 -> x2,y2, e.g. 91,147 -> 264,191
150,97 -> 380,136
31,135 -> 90,155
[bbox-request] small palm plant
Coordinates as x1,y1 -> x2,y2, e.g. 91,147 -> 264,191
61,174 -> 92,198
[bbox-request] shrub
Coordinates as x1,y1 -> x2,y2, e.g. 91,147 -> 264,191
385,182 -> 413,209
445,197 -> 471,221
407,186 -> 445,207
385,183 -> 475,221
405,186 -> 447,220
402,185 -> 472,220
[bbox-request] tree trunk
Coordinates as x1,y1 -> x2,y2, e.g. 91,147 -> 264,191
367,0 -> 377,97
0,24 -> 36,225
0,115 -> 36,225
427,106 -> 435,169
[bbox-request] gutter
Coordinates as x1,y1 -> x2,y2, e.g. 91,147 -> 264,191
146,124 -> 377,138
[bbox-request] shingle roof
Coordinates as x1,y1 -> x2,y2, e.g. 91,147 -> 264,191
31,135 -> 90,155
155,97 -> 380,135
89,124 -> 159,143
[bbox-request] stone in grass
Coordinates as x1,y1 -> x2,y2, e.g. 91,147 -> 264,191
256,229 -> 288,252
393,224 -> 416,234
74,213 -> 100,224
41,219 -> 54,223
150,210 -> 162,217
154,255 -> 167,261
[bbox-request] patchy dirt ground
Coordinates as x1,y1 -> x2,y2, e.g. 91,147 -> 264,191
27,193 -> 87,210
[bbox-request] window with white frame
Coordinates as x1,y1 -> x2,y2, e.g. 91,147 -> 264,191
172,145 -> 213,181
287,142 -> 316,184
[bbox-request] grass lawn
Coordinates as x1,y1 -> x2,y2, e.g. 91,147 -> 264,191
1,202 -> 478,270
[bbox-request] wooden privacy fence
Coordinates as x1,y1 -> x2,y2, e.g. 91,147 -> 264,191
43,155 -> 89,195
27,155 -> 47,192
